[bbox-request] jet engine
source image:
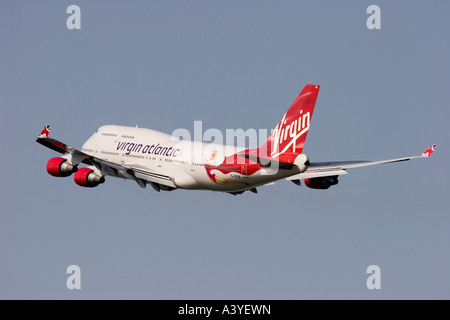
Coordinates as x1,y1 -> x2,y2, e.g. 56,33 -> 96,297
74,168 -> 105,188
46,157 -> 78,177
304,175 -> 339,189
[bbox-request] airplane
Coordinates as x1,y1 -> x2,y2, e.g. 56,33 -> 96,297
36,84 -> 437,195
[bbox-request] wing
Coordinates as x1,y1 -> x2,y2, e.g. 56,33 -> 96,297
286,144 -> 437,181
36,127 -> 177,191
36,135 -> 94,164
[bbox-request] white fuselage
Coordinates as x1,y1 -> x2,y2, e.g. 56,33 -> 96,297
80,125 -> 301,192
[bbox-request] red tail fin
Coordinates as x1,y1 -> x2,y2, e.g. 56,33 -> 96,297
260,84 -> 320,158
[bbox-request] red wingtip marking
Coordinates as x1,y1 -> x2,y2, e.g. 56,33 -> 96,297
39,125 -> 51,137
422,144 -> 437,157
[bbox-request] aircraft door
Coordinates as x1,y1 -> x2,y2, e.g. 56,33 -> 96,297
114,130 -> 126,166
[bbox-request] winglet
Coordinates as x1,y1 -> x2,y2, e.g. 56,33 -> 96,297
38,125 -> 51,138
422,144 -> 437,157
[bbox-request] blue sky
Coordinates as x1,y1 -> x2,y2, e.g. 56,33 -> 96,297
1,0 -> 449,299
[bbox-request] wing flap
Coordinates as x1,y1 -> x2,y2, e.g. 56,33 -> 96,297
91,158 -> 177,189
133,170 -> 177,189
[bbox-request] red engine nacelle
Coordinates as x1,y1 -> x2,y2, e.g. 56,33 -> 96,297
304,176 -> 339,189
46,157 -> 78,177
74,168 -> 105,188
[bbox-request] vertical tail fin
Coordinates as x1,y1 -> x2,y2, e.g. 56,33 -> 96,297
260,84 -> 320,158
